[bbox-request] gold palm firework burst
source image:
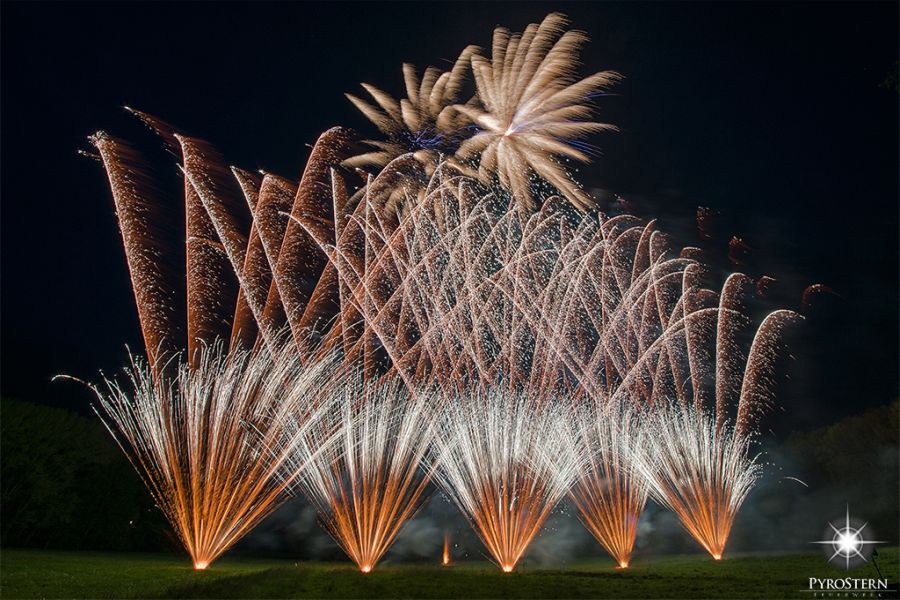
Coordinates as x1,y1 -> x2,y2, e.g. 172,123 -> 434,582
345,13 -> 620,212
344,45 -> 478,171
454,13 -> 621,210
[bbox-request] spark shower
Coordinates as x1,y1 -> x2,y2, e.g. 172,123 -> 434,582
84,12 -> 806,573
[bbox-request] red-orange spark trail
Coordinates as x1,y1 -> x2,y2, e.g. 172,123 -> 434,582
90,132 -> 183,370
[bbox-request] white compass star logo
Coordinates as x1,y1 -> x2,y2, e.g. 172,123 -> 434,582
812,506 -> 885,570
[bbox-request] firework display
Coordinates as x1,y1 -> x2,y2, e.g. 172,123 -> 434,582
85,11 -> 807,572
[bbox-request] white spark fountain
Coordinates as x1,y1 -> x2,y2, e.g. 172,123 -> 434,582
431,389 -> 586,572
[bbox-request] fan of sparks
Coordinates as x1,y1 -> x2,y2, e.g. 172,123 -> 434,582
431,390 -> 585,572
80,339 -> 340,570
273,371 -> 437,573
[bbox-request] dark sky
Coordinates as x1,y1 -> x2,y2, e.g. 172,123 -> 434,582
2,1 -> 897,432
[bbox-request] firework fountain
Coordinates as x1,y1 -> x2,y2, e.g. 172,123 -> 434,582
634,402 -> 762,561
81,341 -> 340,570
276,372 -> 436,573
431,390 -> 585,572
570,400 -> 650,568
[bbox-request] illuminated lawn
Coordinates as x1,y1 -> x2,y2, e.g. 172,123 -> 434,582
1,548 -> 897,599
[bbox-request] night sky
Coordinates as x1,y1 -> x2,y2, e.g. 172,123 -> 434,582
2,2 -> 897,433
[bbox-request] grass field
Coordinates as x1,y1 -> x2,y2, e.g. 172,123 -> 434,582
1,547 -> 897,599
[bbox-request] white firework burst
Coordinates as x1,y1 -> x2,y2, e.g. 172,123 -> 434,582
454,13 -> 621,210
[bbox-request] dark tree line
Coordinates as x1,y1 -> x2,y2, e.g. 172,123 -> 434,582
779,399 -> 899,540
1,398 -> 174,551
727,399 -> 899,552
